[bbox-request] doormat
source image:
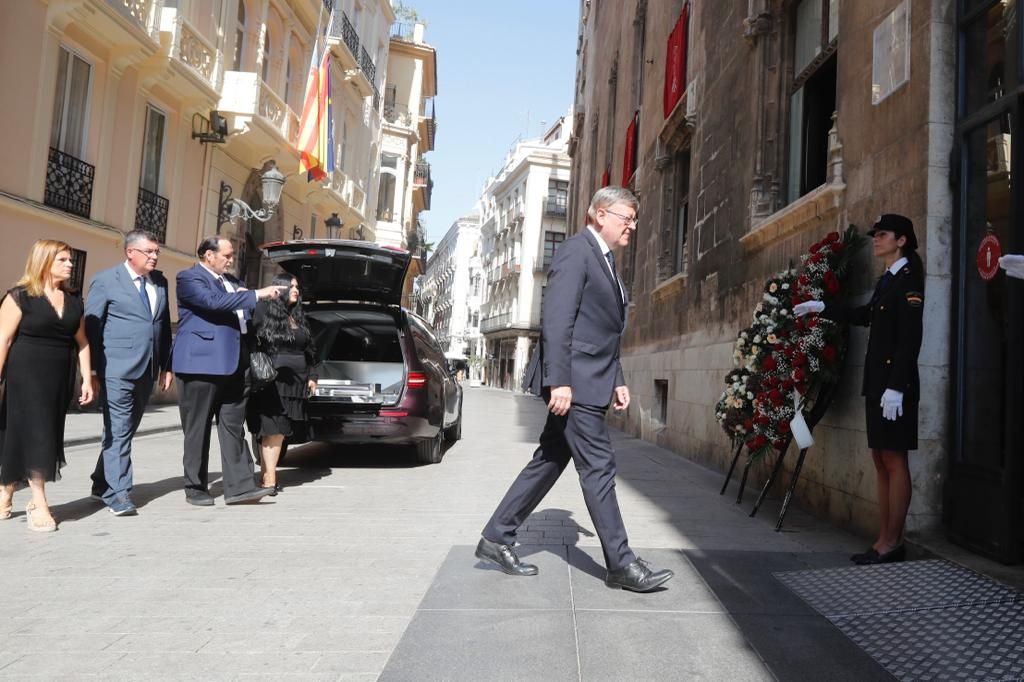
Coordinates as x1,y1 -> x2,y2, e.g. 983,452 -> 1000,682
775,559 -> 1024,681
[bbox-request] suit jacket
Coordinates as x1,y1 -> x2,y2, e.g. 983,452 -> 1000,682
170,264 -> 257,376
826,263 -> 924,400
85,264 -> 172,380
522,228 -> 626,407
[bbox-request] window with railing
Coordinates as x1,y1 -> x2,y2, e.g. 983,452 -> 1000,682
542,231 -> 565,268
68,248 -> 87,293
546,179 -> 568,216
47,46 -> 94,218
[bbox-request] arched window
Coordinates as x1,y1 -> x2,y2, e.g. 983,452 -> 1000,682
232,0 -> 246,71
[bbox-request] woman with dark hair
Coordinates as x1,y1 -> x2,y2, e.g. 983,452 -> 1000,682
248,273 -> 317,493
795,214 -> 925,565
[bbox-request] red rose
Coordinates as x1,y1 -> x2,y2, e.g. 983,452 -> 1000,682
778,421 -> 791,433
795,382 -> 808,394
782,379 -> 795,390
830,243 -> 843,254
822,345 -> 837,362
762,356 -> 777,371
753,435 -> 768,449
810,242 -> 822,254
792,352 -> 807,367
768,389 -> 783,404
792,368 -> 806,382
809,252 -> 824,265
826,231 -> 840,243
755,414 -> 771,426
743,419 -> 754,431
807,317 -> 818,329
798,275 -> 810,287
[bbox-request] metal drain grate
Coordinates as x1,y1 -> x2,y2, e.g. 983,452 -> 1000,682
776,560 -> 1024,681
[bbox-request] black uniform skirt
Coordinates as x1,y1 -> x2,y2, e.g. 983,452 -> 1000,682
865,395 -> 918,451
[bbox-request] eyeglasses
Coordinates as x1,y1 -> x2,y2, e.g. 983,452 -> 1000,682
605,209 -> 638,226
130,247 -> 161,258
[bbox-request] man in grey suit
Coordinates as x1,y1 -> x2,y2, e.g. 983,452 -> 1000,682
476,187 -> 674,593
86,229 -> 173,516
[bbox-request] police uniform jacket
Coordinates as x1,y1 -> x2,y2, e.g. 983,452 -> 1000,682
827,262 -> 924,402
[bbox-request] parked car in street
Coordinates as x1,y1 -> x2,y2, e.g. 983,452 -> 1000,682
261,240 -> 463,464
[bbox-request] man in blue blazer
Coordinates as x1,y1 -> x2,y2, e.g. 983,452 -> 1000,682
172,236 -> 283,506
86,230 -> 173,516
477,187 -> 674,593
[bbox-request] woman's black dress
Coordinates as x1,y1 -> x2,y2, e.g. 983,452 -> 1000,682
248,302 -> 317,440
0,287 -> 83,483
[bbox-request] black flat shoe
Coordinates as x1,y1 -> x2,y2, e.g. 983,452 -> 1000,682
858,545 -> 906,565
851,548 -> 879,564
475,537 -> 538,576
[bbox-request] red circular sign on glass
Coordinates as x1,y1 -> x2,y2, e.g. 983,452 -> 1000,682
977,233 -> 1002,281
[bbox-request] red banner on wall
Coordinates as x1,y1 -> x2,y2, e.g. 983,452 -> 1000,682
663,3 -> 689,118
601,167 -> 610,188
622,111 -> 638,185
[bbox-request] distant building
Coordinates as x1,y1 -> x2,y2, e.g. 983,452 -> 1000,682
480,116 -> 571,391
375,21 -> 437,307
421,215 -> 482,363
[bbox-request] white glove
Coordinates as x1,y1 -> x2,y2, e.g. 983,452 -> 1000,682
999,254 -> 1024,280
880,389 -> 903,421
793,301 -> 825,317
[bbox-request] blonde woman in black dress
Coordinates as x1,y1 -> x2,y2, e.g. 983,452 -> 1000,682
0,239 -> 95,531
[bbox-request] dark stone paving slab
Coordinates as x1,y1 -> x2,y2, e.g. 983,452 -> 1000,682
418,544 -> 571,611
568,547 -> 724,613
775,559 -> 1023,618
575,611 -> 772,681
378,610 -> 578,682
686,549 -> 891,680
832,601 -> 1024,681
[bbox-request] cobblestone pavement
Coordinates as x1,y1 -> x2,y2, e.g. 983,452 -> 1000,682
0,388 -> 1018,680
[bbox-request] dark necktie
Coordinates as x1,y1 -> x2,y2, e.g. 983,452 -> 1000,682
137,276 -> 152,317
216,276 -> 228,292
869,271 -> 894,307
605,251 -> 623,304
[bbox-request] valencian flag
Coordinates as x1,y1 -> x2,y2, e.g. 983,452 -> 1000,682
297,38 -> 334,181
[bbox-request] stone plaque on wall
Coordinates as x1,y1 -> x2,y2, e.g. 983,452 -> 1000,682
872,0 -> 911,105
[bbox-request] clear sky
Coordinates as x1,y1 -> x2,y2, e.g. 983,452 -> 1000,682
409,0 -> 580,242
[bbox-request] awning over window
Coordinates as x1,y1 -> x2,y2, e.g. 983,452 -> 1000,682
663,3 -> 689,118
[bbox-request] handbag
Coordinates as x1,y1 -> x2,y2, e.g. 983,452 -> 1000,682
249,345 -> 277,391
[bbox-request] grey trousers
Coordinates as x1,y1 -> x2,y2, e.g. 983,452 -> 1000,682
91,373 -> 155,503
482,401 -> 636,570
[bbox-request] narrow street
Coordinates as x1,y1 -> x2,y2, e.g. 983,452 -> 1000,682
0,387 -> 919,680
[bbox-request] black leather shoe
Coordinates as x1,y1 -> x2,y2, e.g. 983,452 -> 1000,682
857,544 -> 906,565
184,490 -> 215,506
475,537 -> 538,576
606,559 -> 674,592
851,548 -> 879,564
224,487 -> 274,505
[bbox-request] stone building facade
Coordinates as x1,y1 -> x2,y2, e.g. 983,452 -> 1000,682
568,0 -> 990,552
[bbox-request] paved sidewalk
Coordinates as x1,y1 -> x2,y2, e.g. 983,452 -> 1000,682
0,387 -> 1017,680
64,403 -> 182,447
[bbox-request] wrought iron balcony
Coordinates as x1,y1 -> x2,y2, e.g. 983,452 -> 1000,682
414,160 -> 431,185
419,98 -> 436,151
383,103 -> 414,127
45,147 -> 95,219
135,187 -> 169,243
391,22 -> 416,42
480,312 -> 512,334
360,47 -> 375,84
328,11 -> 360,61
544,200 -> 567,217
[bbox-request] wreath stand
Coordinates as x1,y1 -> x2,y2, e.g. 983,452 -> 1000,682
720,330 -> 849,531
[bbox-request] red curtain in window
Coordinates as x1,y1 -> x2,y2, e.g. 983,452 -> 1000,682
621,111 -> 638,185
601,167 -> 610,187
663,2 -> 689,118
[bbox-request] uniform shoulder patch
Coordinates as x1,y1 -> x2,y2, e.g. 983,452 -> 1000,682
905,291 -> 924,307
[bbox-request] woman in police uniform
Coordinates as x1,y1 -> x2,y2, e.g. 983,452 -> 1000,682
795,214 -> 925,565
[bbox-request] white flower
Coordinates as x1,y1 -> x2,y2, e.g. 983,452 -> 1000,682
753,334 -> 762,344
746,391 -> 754,399
769,283 -> 778,293
751,345 -> 760,355
781,283 -> 790,290
767,334 -> 777,344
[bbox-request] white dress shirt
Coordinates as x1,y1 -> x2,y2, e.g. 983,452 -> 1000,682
124,262 -> 157,318
201,264 -> 247,334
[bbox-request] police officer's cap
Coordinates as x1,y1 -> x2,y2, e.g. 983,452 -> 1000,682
867,213 -> 917,250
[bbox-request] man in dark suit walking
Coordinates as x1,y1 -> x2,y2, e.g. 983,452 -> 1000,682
172,236 -> 283,506
86,229 -> 173,516
476,187 -> 674,593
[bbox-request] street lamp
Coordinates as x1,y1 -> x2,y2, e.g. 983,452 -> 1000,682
324,212 -> 343,238
218,162 -> 286,228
